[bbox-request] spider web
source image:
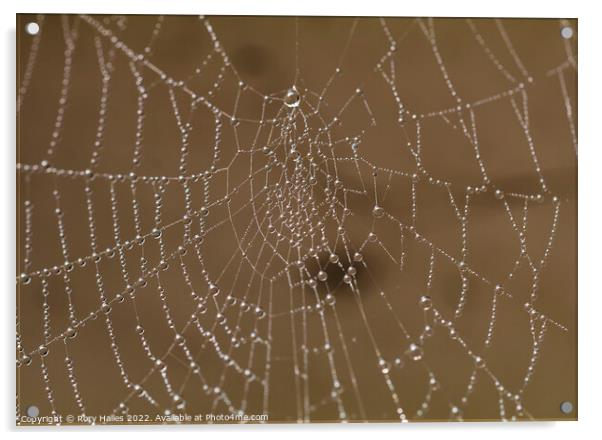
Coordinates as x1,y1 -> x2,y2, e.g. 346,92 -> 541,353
16,14 -> 577,424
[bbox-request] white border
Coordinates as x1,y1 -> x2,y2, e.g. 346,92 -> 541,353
2,1 -> 600,439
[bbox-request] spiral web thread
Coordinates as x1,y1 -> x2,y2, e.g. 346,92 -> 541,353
16,15 -> 576,424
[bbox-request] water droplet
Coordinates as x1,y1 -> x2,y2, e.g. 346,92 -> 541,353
173,394 -> 185,409
133,384 -> 144,396
353,252 -> 363,262
20,273 -> 31,285
65,327 -> 77,338
38,345 -> 48,357
407,343 -> 423,361
423,325 -> 434,338
474,356 -> 486,369
284,87 -> 300,108
343,274 -> 353,284
494,189 -> 504,199
329,253 -> 340,264
317,271 -> 328,282
429,376 -> 440,390
380,360 -> 391,374
372,205 -> 385,218
101,302 -> 111,314
419,295 -> 433,310
325,294 -> 336,306
255,307 -> 266,319
209,284 -> 220,296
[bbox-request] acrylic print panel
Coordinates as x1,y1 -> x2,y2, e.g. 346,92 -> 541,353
16,14 -> 577,425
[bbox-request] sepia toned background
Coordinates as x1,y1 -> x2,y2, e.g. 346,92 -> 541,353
16,14 -> 577,423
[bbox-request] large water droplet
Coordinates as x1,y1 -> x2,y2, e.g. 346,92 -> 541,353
64,327 -> 77,338
20,273 -> 31,285
419,295 -> 433,310
372,205 -> 385,218
284,87 -> 300,108
101,302 -> 111,314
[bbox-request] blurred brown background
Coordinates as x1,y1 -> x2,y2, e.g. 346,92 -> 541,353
16,14 -> 577,423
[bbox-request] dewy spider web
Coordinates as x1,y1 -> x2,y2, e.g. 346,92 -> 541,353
16,14 -> 577,424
